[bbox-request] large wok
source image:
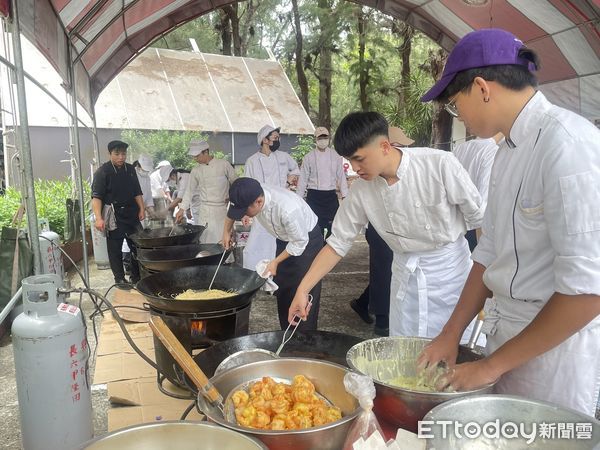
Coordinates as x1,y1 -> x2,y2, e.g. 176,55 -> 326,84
136,244 -> 231,272
193,330 -> 365,378
129,224 -> 205,249
135,265 -> 265,313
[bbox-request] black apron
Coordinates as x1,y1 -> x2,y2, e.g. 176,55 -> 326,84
273,225 -> 323,331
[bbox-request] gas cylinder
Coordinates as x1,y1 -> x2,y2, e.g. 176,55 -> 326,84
12,274 -> 93,450
39,230 -> 64,280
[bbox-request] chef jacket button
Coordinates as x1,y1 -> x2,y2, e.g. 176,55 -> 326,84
425,224 -> 431,230
388,213 -> 393,218
415,201 -> 421,208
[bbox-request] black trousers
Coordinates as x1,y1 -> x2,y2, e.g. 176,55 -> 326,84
107,224 -> 142,282
365,225 -> 393,317
306,189 -> 339,239
273,225 -> 323,330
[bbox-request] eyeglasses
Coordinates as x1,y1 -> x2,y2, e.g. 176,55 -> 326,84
444,95 -> 460,118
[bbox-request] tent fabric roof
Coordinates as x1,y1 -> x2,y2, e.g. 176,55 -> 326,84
21,0 -> 600,120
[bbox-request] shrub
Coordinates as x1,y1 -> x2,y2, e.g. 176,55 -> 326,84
0,179 -> 90,239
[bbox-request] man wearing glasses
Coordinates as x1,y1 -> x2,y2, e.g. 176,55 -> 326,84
242,125 -> 300,271
418,28 -> 600,416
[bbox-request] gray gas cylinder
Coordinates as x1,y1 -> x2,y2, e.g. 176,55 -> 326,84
12,274 -> 93,450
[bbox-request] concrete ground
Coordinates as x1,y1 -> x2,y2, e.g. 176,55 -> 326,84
0,237 -> 375,449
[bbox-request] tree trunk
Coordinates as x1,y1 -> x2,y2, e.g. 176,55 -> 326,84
426,49 -> 452,151
239,0 -> 257,57
357,10 -> 369,111
291,0 -> 310,113
317,0 -> 334,128
224,4 -> 242,56
218,9 -> 232,56
395,22 -> 413,117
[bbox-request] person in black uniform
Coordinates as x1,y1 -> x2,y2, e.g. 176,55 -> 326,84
92,140 -> 145,287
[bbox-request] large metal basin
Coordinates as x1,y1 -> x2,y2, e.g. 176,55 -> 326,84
79,421 -> 267,449
346,336 -> 496,432
423,395 -> 600,449
196,358 -> 360,450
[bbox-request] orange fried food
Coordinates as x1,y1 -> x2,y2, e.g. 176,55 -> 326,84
231,374 -> 342,430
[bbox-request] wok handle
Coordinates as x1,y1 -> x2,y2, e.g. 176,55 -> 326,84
149,316 -> 222,404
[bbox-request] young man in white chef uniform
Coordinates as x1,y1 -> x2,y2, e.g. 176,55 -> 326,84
297,126 -> 348,238
222,177 -> 322,330
242,125 -> 300,271
418,28 -> 600,416
176,140 -> 237,243
288,111 -> 485,343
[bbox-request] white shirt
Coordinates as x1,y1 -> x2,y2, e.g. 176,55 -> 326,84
297,147 -> 349,198
327,147 -> 483,257
135,168 -> 154,207
452,137 -> 499,212
176,172 -> 190,199
256,185 -> 318,256
181,158 -> 237,210
472,91 -> 600,301
150,165 -> 172,198
244,150 -> 300,187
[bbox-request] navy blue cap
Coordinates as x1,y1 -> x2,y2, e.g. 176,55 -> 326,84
227,178 -> 264,220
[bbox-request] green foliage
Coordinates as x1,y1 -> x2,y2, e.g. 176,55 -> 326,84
290,135 -> 315,164
121,130 -> 221,170
0,179 -> 91,239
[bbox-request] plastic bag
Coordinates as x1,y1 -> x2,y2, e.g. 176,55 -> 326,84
342,372 -> 386,450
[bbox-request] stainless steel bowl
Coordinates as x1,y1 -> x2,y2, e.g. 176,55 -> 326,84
196,358 -> 360,450
79,421 -> 267,449
346,336 -> 496,432
423,395 -> 600,449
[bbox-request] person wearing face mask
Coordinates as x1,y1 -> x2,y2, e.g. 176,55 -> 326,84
91,140 -> 145,287
176,140 -> 237,243
150,161 -> 174,222
297,127 -> 348,239
288,112 -> 485,345
242,125 -> 300,271
134,154 -> 156,219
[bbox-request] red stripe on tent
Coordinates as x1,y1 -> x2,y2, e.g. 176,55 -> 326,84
439,0 -> 548,41
527,36 -> 577,83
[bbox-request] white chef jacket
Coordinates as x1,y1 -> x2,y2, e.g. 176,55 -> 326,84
472,91 -> 600,302
256,185 -> 318,256
327,147 -> 483,257
471,91 -> 600,416
180,158 -> 237,210
150,165 -> 172,198
297,147 -> 349,198
135,168 -> 154,207
452,137 -> 498,211
176,172 -> 190,200
244,150 -> 300,187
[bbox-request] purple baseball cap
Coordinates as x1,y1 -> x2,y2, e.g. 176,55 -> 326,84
421,28 -> 535,102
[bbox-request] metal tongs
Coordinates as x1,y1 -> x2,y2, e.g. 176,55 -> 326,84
213,294 -> 313,375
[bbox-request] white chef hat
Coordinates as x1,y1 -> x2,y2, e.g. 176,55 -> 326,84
156,160 -> 171,169
188,140 -> 210,156
137,154 -> 153,172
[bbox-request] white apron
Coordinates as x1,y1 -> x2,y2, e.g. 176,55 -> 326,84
193,203 -> 227,244
243,220 -> 276,271
484,296 -> 600,416
390,237 -> 483,345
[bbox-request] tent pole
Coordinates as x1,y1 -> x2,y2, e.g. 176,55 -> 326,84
67,54 -> 90,284
10,0 -> 41,274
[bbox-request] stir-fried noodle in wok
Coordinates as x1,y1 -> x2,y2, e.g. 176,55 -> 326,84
174,289 -> 237,300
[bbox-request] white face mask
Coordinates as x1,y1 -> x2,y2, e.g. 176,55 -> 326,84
316,139 -> 329,150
